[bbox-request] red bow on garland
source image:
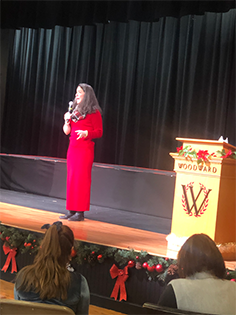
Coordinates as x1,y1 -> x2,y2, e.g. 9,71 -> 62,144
110,264 -> 129,301
1,244 -> 17,273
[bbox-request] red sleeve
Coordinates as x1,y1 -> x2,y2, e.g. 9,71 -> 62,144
87,111 -> 103,140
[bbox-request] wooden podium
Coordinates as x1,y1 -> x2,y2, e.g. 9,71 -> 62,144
167,138 -> 236,255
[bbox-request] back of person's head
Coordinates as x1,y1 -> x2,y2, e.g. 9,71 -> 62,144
15,222 -> 74,300
177,233 -> 226,279
36,222 -> 74,267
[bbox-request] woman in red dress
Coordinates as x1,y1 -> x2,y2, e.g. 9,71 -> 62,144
60,84 -> 103,221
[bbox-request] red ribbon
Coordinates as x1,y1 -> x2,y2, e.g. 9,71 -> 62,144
110,264 -> 129,301
1,244 -> 17,273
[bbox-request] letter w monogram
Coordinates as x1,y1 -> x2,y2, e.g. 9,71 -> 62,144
182,185 -> 212,216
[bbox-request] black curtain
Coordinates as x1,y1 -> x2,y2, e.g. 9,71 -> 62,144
1,9 -> 235,171
1,1 -> 235,29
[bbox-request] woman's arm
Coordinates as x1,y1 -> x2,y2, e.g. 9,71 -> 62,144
63,112 -> 71,135
14,285 -> 20,300
158,284 -> 177,308
75,275 -> 90,315
86,111 -> 103,140
63,122 -> 71,135
75,111 -> 103,140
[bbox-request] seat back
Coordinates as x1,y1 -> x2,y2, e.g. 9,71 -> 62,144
143,302 -> 214,315
0,299 -> 75,315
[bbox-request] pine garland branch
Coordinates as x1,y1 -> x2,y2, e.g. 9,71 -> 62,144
1,223 -> 235,283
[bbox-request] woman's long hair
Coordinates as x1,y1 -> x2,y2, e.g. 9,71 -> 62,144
15,224 -> 74,300
177,233 -> 226,279
72,83 -> 102,115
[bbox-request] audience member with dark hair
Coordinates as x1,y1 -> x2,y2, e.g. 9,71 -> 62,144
158,233 -> 236,314
14,222 -> 90,315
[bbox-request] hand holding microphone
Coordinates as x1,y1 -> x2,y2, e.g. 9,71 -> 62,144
65,101 -> 73,124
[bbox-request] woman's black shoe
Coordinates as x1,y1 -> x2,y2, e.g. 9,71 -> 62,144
59,211 -> 75,220
68,212 -> 84,221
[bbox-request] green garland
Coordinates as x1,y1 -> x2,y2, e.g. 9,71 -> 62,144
177,146 -> 236,165
73,242 -> 178,282
0,223 -> 177,282
1,223 -> 235,282
0,224 -> 41,255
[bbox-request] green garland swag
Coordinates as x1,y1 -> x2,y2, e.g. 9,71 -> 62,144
177,146 -> 236,165
1,223 -> 235,282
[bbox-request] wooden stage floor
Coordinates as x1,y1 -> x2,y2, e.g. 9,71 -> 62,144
0,202 -> 235,270
0,202 -> 168,257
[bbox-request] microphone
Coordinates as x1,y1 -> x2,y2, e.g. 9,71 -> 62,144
66,101 -> 73,123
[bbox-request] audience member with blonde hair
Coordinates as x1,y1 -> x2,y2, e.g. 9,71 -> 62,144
158,233 -> 236,314
14,222 -> 90,315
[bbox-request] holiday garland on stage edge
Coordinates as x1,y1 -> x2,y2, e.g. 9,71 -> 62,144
0,223 -> 235,282
0,223 -> 177,283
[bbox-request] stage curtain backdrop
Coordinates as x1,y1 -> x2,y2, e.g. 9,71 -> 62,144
1,9 -> 235,171
1,1 -> 235,29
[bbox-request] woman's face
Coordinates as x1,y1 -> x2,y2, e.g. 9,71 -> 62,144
75,86 -> 85,104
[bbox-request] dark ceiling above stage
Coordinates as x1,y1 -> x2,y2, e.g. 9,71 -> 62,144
1,1 -> 235,29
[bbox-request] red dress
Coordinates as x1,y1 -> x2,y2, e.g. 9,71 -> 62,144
66,110 -> 103,212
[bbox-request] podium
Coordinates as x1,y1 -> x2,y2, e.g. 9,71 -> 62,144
167,138 -> 236,255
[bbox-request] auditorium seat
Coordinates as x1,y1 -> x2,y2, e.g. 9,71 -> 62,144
143,302 -> 214,315
0,299 -> 75,315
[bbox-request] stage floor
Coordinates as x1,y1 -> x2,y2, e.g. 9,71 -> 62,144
0,201 -> 169,258
0,188 -> 171,258
0,189 -> 235,269
0,188 -> 171,235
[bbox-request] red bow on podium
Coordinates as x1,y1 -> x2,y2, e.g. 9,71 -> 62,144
110,264 -> 129,301
1,244 -> 17,273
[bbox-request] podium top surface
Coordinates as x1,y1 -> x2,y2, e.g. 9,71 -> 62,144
176,138 -> 236,151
